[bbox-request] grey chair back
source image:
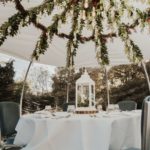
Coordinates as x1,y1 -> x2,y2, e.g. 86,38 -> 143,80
141,96 -> 150,150
118,100 -> 137,111
0,102 -> 20,137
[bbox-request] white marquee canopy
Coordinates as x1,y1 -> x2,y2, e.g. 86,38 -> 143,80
0,1 -> 150,68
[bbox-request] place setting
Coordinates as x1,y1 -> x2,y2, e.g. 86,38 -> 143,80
32,105 -> 72,119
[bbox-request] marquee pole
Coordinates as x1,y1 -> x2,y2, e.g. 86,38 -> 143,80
20,60 -> 33,116
104,66 -> 110,107
141,61 -> 150,93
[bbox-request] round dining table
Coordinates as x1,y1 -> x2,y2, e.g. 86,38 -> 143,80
14,110 -> 141,150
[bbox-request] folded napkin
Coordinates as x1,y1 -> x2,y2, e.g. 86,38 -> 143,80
102,112 -> 121,118
35,110 -> 50,114
33,111 -> 71,119
33,110 -> 52,118
51,112 -> 71,119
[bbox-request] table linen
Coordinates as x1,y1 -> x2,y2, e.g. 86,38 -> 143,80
14,111 -> 141,150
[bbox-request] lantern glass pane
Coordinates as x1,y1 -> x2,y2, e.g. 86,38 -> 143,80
91,85 -> 94,94
77,85 -> 89,107
83,85 -> 89,99
91,85 -> 94,106
77,85 -> 81,104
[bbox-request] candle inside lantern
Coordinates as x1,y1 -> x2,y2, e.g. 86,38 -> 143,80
84,0 -> 89,8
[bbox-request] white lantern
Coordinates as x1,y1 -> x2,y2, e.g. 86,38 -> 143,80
76,70 -> 95,108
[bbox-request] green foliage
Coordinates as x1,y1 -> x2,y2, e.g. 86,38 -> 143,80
29,0 -> 54,16
78,99 -> 89,107
32,33 -> 48,60
0,0 -> 150,67
108,63 -> 149,109
0,60 -> 55,113
0,60 -> 31,109
22,93 -> 55,114
13,81 -> 30,103
51,67 -> 82,107
0,61 -> 15,102
94,11 -> 109,65
0,12 -> 28,46
66,5 -> 80,67
118,24 -> 143,63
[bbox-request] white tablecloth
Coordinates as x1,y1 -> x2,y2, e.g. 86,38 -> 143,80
14,111 -> 141,150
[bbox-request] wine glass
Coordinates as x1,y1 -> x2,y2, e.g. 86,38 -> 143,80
97,105 -> 103,112
114,104 -> 120,112
45,105 -> 52,111
106,104 -> 115,113
67,105 -> 75,114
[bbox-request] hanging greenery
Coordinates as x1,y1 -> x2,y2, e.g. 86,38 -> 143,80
0,0 -> 150,67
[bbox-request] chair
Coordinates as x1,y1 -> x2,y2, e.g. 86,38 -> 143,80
63,102 -> 75,111
118,100 -> 137,111
124,96 -> 150,150
0,101 -> 22,150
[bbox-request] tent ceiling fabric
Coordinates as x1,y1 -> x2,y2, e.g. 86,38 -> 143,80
0,1 -> 150,67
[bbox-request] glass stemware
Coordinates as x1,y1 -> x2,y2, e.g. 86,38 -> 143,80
97,105 -> 103,112
107,104 -> 120,113
114,104 -> 120,112
67,105 -> 75,114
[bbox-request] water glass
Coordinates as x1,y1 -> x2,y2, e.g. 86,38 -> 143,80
107,104 -> 115,113
67,105 -> 75,114
114,104 -> 120,112
97,105 -> 103,112
45,105 -> 52,111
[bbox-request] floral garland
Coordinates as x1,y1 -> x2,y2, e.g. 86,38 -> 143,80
0,0 -> 150,67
